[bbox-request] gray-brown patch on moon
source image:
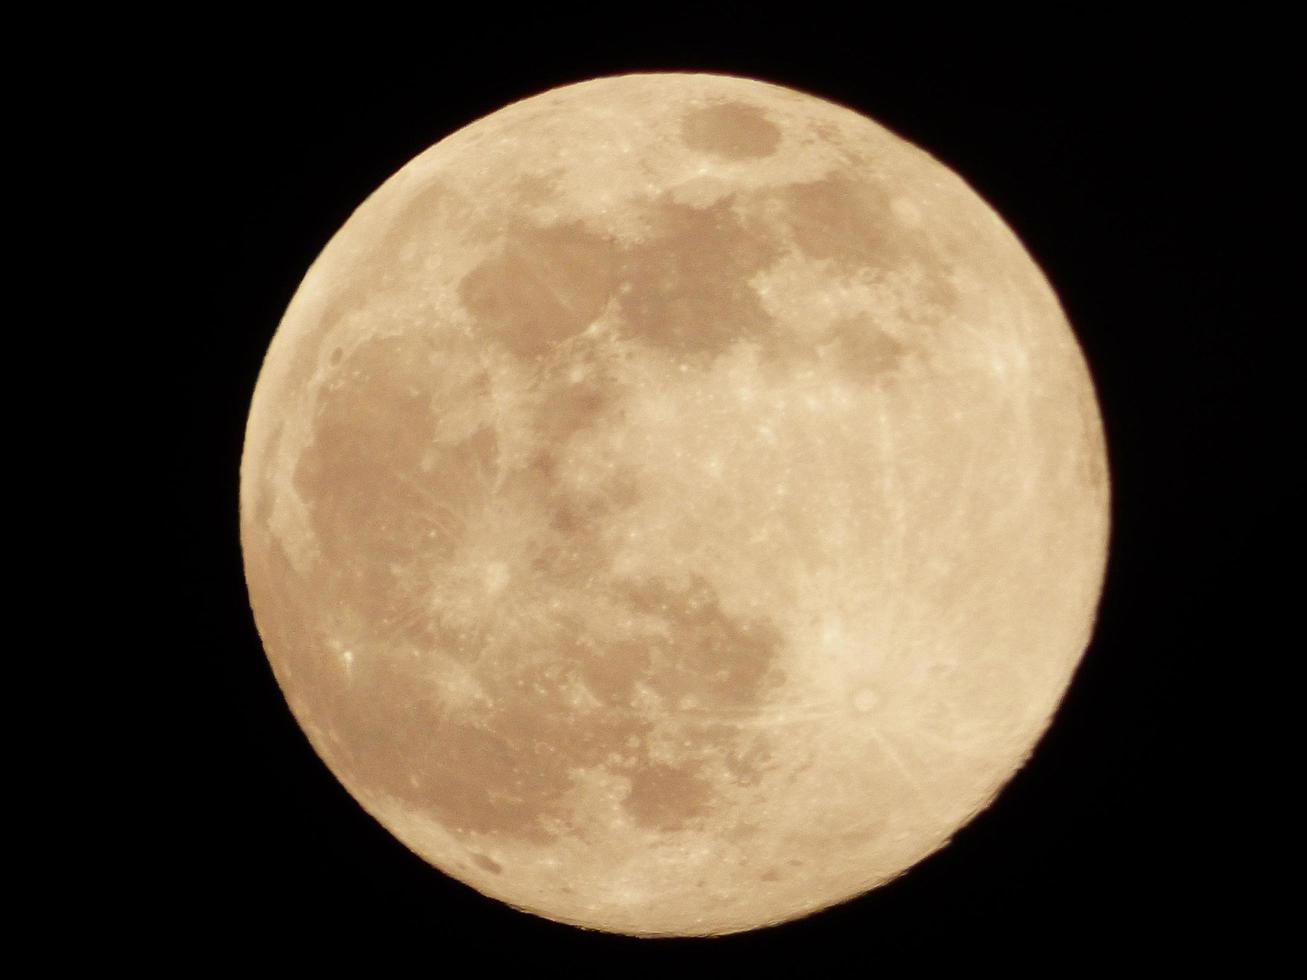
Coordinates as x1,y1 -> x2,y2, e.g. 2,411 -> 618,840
458,219 -> 617,360
240,72 -> 1111,937
680,101 -> 783,160
316,181 -> 474,339
770,172 -> 958,314
616,194 -> 782,359
820,315 -> 912,382
622,761 -> 714,832
284,318 -> 786,844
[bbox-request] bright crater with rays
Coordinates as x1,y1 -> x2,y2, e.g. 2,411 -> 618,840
240,73 -> 1110,936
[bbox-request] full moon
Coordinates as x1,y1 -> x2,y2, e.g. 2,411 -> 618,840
240,73 -> 1110,936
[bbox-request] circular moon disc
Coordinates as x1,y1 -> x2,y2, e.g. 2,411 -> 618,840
240,73 -> 1110,936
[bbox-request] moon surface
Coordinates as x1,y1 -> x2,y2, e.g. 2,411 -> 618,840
240,73 -> 1110,936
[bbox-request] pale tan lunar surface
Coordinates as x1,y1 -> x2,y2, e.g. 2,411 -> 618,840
240,73 -> 1110,936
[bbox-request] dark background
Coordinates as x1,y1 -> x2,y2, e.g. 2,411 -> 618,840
159,19 -> 1265,967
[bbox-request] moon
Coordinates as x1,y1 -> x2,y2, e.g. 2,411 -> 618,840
240,73 -> 1110,936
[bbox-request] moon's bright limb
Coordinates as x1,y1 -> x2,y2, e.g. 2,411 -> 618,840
240,73 -> 1110,936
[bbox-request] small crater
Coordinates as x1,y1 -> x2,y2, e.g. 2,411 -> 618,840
681,101 -> 782,160
471,853 -> 503,875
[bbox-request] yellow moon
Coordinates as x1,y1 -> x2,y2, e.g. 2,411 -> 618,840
240,73 -> 1110,936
